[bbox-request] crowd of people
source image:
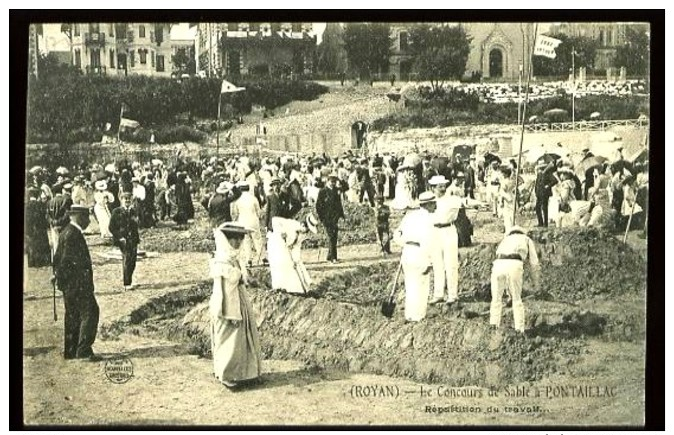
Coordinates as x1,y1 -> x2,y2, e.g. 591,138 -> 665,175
24,140 -> 648,389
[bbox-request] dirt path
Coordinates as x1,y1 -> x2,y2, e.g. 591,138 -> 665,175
23,230 -> 645,426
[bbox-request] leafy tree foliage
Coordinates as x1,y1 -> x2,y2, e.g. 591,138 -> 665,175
343,23 -> 392,79
408,24 -> 472,90
533,33 -> 599,77
615,27 -> 649,76
316,23 -> 347,75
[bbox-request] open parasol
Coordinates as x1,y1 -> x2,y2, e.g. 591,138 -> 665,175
575,155 -> 608,178
543,108 -> 569,121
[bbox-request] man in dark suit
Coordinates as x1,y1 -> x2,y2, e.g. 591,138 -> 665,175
534,162 -> 557,227
51,205 -> 100,361
109,192 -> 140,291
316,173 -> 345,263
265,178 -> 287,232
464,156 -> 478,199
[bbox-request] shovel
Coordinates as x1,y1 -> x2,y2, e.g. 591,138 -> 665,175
381,262 -> 403,318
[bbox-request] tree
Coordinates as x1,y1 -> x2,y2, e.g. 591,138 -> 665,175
615,27 -> 649,76
408,24 -> 471,91
343,23 -> 392,80
533,33 -> 599,77
316,23 -> 347,75
172,49 -> 195,76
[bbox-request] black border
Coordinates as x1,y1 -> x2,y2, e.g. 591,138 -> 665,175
11,9 -> 664,431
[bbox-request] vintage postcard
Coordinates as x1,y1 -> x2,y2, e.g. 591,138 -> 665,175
20,15 -> 657,427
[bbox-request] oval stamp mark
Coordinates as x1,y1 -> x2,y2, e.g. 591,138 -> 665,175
104,357 -> 134,384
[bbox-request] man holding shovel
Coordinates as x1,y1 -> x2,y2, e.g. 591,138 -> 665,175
489,226 -> 541,334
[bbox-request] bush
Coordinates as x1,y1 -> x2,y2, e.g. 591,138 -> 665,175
27,74 -> 329,144
371,94 -> 647,131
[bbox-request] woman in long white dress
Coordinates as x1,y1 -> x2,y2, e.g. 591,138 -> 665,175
391,166 -> 415,210
93,180 -> 114,239
266,215 -> 318,294
209,222 -> 262,389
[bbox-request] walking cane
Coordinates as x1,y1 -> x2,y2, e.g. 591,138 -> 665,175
623,199 -> 638,244
49,226 -> 58,322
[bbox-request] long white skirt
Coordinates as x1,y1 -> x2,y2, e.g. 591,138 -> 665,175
94,203 -> 112,238
267,231 -> 311,294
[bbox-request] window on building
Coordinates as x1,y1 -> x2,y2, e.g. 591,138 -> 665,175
271,23 -> 281,32
250,22 -> 260,31
399,31 -> 409,50
292,22 -> 302,32
599,29 -> 605,46
139,49 -> 147,64
109,23 -> 114,37
607,29 -> 613,46
139,25 -> 146,38
129,50 -> 135,67
91,49 -> 101,68
154,25 -> 164,44
115,24 -> 127,39
227,23 -> 238,31
157,55 -> 165,72
151,51 -> 155,67
261,23 -> 270,32
109,49 -> 115,68
74,24 -> 80,37
90,23 -> 100,33
74,49 -> 81,67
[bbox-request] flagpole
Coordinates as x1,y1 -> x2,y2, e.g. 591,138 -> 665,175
513,22 -> 538,224
216,91 -> 222,156
571,46 -> 576,130
117,104 -> 124,143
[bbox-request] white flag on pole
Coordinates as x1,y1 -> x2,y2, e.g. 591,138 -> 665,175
533,35 -> 563,59
221,79 -> 246,94
119,117 -> 140,129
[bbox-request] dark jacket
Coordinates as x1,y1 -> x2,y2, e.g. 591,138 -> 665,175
316,186 -> 345,226
265,192 -> 288,231
109,206 -> 140,247
53,223 -> 94,294
48,193 -> 73,229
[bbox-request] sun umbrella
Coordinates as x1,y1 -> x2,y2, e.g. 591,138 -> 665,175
575,156 -> 608,178
543,108 -> 568,120
535,153 -> 561,165
528,115 -> 539,123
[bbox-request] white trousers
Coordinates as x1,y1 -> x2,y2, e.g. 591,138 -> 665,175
402,246 -> 430,322
490,259 -> 526,332
502,205 -> 514,233
240,227 -> 264,265
431,226 -> 459,302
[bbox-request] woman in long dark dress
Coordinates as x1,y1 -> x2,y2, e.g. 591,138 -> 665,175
25,187 -> 51,267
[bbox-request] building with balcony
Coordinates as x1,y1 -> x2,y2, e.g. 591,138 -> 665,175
67,23 -> 173,77
549,22 -> 650,71
196,22 -> 317,78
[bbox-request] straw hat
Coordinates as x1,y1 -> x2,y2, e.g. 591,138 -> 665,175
428,175 -> 449,185
419,191 -> 436,204
218,222 -> 252,237
305,214 -> 319,234
95,180 -> 108,191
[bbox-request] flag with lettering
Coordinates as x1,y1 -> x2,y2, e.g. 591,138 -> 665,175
533,35 -> 563,59
221,79 -> 246,94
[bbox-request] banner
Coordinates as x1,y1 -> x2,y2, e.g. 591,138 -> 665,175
221,79 -> 246,94
533,35 -> 563,59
